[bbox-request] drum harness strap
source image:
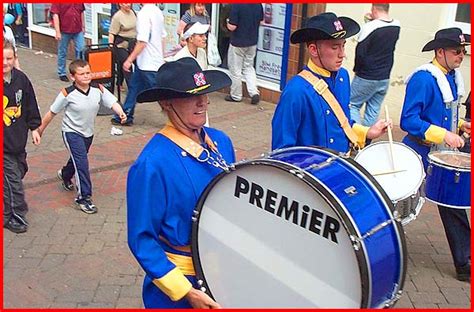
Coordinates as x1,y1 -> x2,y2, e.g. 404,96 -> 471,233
299,70 -> 361,153
159,123 -> 233,172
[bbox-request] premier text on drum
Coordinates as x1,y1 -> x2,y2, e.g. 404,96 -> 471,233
234,176 -> 341,244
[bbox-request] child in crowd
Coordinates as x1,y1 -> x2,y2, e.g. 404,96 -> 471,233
3,40 -> 41,233
38,59 -> 127,214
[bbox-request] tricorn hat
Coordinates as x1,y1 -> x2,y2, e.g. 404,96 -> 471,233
137,57 -> 231,102
422,27 -> 471,52
290,12 -> 360,44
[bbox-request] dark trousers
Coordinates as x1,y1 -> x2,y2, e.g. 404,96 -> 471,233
62,132 -> 94,200
438,205 -> 471,268
3,152 -> 28,225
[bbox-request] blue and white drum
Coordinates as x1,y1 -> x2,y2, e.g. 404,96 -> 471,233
425,151 -> 471,209
192,146 -> 407,308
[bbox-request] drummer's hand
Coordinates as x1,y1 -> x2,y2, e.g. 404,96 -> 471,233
460,121 -> 471,135
185,288 -> 222,309
444,131 -> 465,148
366,119 -> 392,139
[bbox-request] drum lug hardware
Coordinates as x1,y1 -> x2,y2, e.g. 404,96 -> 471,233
192,210 -> 199,222
303,156 -> 336,171
289,169 -> 305,179
349,235 -> 361,251
427,165 -> 432,175
197,279 -> 204,286
360,219 -> 394,240
454,172 -> 461,183
344,186 -> 357,196
200,287 -> 207,293
384,285 -> 402,307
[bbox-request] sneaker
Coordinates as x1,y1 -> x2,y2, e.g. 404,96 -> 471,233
456,263 -> 471,282
4,217 -> 28,233
59,75 -> 69,82
224,95 -> 241,102
57,169 -> 74,191
75,197 -> 98,214
250,94 -> 260,105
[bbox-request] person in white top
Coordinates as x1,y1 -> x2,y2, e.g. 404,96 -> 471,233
111,3 -> 167,126
174,22 -> 209,70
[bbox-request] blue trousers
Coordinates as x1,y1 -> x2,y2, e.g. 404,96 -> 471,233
350,75 -> 390,127
438,206 -> 471,269
113,66 -> 159,122
57,31 -> 85,76
62,132 -> 93,200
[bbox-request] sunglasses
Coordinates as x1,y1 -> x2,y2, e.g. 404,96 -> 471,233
446,48 -> 468,55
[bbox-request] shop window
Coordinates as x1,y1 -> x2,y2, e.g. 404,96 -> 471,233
448,4 -> 471,34
31,3 -> 53,29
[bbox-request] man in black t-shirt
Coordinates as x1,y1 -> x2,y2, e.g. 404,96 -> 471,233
349,3 -> 400,129
225,4 -> 263,105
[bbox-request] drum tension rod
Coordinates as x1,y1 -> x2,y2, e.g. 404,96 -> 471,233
350,216 -> 401,249
301,156 -> 337,172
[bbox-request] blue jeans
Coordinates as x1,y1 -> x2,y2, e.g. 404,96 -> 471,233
350,76 -> 390,126
113,66 -> 158,122
62,132 -> 93,200
57,32 -> 85,76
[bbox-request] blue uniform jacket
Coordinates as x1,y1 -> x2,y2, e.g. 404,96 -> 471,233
400,66 -> 458,168
127,127 -> 235,308
271,62 -> 356,153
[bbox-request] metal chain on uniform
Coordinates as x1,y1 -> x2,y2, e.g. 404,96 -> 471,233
195,144 -> 233,172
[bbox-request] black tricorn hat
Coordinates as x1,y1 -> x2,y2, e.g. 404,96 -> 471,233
137,57 -> 231,102
422,27 -> 471,52
290,12 -> 360,44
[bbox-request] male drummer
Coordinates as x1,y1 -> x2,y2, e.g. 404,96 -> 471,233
400,27 -> 471,282
271,12 -> 391,153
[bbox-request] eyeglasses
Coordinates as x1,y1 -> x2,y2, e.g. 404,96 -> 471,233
447,48 -> 468,55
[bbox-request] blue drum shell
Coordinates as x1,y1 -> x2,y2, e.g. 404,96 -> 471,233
425,161 -> 471,208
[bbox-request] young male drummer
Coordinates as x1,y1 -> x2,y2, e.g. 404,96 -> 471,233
127,58 -> 236,308
400,27 -> 471,282
271,12 -> 391,153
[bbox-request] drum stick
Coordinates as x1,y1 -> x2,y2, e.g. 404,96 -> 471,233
385,105 -> 396,171
372,169 -> 407,176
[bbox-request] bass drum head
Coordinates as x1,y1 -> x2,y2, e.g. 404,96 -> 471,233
354,141 -> 425,202
192,162 -> 367,308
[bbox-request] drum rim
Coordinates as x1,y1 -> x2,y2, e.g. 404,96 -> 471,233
427,151 -> 471,171
192,146 -> 407,308
192,158 -> 372,307
354,141 -> 426,202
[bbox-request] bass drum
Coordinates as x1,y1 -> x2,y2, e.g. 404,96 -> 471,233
192,146 -> 407,308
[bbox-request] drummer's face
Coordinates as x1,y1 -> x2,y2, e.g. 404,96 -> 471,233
440,46 -> 466,69
169,94 -> 209,129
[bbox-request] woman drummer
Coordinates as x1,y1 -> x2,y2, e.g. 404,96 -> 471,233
127,57 -> 235,308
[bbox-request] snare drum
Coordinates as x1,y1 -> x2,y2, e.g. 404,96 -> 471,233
354,141 -> 426,226
425,151 -> 471,209
192,147 -> 407,308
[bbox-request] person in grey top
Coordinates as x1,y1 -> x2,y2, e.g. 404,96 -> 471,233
38,59 -> 127,214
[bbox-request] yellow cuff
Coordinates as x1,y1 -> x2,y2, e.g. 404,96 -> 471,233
424,125 -> 447,144
352,123 -> 370,148
152,267 -> 193,301
458,119 -> 465,131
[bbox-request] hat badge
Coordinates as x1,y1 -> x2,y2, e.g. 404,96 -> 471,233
333,20 -> 343,31
460,34 -> 465,43
193,72 -> 207,87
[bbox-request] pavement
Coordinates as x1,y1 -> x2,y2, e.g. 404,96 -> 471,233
3,47 -> 471,309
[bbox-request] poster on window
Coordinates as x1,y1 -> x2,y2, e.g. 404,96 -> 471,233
159,3 -> 181,57
256,51 -> 282,82
256,3 -> 287,83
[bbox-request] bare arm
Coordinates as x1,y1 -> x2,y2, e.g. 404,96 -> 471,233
176,19 -> 187,36
111,102 -> 127,123
53,14 -> 61,41
226,20 -> 237,32
38,110 -> 57,136
123,41 -> 147,72
108,33 -> 115,45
